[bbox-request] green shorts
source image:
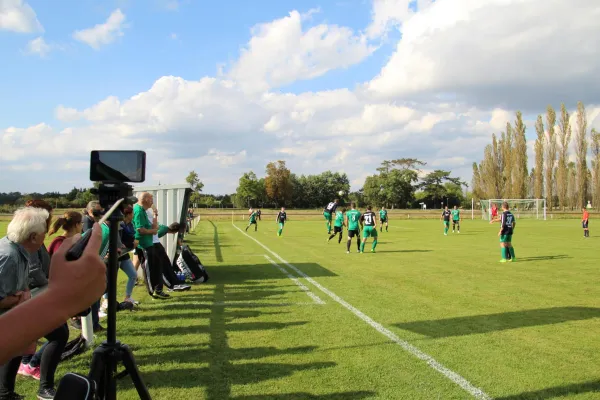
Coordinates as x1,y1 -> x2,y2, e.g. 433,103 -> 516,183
362,226 -> 378,238
444,221 -> 450,227
500,234 -> 512,243
323,212 -> 332,221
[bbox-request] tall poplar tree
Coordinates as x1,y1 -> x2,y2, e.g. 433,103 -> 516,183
556,103 -> 572,210
534,115 -> 545,199
545,106 -> 557,211
574,101 -> 588,208
512,111 -> 528,198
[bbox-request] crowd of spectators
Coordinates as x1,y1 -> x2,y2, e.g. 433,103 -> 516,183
0,192 -> 185,399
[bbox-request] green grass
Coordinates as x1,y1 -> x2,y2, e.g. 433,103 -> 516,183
2,217 -> 600,399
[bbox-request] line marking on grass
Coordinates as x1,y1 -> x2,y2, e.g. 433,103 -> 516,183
232,222 -> 491,400
265,255 -> 326,305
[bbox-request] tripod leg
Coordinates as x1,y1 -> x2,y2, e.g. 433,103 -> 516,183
89,346 -> 106,399
119,345 -> 152,400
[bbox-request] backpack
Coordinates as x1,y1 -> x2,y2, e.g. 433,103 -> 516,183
176,245 -> 209,283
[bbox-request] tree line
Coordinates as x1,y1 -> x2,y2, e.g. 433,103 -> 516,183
471,102 -> 600,210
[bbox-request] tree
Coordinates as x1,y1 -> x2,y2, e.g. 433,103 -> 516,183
556,103 -> 572,210
186,170 -> 204,206
236,171 -> 264,208
471,162 -> 484,201
545,105 -> 557,210
568,162 -> 577,210
591,128 -> 600,211
512,112 -> 528,198
502,123 -> 513,196
574,101 -> 588,208
264,161 -> 293,207
419,170 -> 465,208
364,159 -> 423,208
534,115 -> 545,199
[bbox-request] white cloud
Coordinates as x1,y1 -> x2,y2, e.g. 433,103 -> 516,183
0,0 -> 43,33
227,10 -> 375,93
368,0 -> 600,110
72,9 -> 126,50
24,36 -> 51,57
2,1 -> 600,194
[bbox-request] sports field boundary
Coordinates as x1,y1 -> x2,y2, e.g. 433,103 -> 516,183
231,221 -> 491,400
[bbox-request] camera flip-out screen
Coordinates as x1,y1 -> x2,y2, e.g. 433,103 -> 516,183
90,150 -> 146,183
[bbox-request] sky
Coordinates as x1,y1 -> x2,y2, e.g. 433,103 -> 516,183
1,0 -> 599,195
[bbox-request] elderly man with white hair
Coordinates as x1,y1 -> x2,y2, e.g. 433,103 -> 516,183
133,192 -> 169,299
0,208 -> 69,400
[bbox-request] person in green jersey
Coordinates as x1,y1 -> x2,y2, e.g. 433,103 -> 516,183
491,202 -> 516,262
323,199 -> 340,234
440,206 -> 451,236
451,206 -> 461,233
344,203 -> 362,254
246,208 -> 258,232
379,207 -> 388,232
328,208 -> 346,243
360,206 -> 378,253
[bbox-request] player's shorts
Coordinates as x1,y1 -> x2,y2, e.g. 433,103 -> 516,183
380,217 -> 388,223
348,229 -> 359,238
499,234 -> 512,243
249,220 -> 257,224
323,212 -> 332,221
333,225 -> 342,233
452,219 -> 460,223
582,221 -> 589,229
362,226 -> 378,238
278,221 -> 285,227
444,220 -> 450,226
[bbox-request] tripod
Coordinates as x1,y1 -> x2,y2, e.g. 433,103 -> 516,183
88,207 -> 152,400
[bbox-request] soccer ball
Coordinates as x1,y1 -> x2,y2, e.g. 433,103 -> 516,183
338,190 -> 345,196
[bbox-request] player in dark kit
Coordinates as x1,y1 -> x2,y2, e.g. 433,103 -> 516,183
451,206 -> 461,233
441,206 -> 451,235
379,207 -> 388,232
360,206 -> 378,253
323,199 -> 340,234
492,202 -> 517,262
276,207 -> 287,237
257,209 -> 262,221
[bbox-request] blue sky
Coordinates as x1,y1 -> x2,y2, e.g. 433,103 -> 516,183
1,0 -> 599,194
0,0 -> 380,128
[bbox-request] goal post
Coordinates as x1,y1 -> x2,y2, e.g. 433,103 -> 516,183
480,199 -> 547,220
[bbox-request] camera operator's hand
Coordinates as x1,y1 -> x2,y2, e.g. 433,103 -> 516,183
48,223 -> 107,315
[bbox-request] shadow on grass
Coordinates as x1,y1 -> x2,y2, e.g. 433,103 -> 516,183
516,255 -> 571,262
209,220 -> 224,262
130,310 -> 289,322
395,307 -> 600,338
376,250 -> 432,253
233,392 -> 377,399
133,283 -> 344,399
495,380 -> 600,400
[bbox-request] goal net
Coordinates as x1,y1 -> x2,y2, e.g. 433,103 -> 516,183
480,199 -> 546,220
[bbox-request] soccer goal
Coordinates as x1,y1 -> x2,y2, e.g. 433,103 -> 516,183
480,199 -> 547,220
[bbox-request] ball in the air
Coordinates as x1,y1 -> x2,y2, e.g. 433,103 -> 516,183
338,190 -> 345,196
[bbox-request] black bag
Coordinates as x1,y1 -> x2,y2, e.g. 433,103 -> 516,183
176,245 -> 209,283
55,372 -> 97,399
61,335 -> 88,362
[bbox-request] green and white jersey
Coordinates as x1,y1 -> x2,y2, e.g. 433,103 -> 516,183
346,209 -> 361,230
249,212 -> 257,223
451,209 -> 460,220
379,209 -> 388,220
334,211 -> 344,227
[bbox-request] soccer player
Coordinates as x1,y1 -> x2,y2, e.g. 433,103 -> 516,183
451,205 -> 461,233
345,203 -> 362,253
379,206 -> 388,232
360,206 -> 378,253
490,203 -> 498,223
328,208 -> 345,243
276,207 -> 287,236
582,207 -> 590,237
492,201 -> 516,262
441,206 -> 451,235
246,208 -> 258,232
323,199 -> 340,234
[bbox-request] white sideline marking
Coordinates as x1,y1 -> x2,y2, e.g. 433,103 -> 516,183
265,255 -> 326,305
232,222 -> 490,400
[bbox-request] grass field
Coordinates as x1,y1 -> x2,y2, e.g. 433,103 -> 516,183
2,216 -> 600,399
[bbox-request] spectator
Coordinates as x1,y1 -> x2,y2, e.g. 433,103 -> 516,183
133,193 -> 169,299
0,223 -> 106,366
47,211 -> 83,255
0,207 -> 68,400
100,206 -> 138,310
153,220 -> 190,292
82,201 -> 103,233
